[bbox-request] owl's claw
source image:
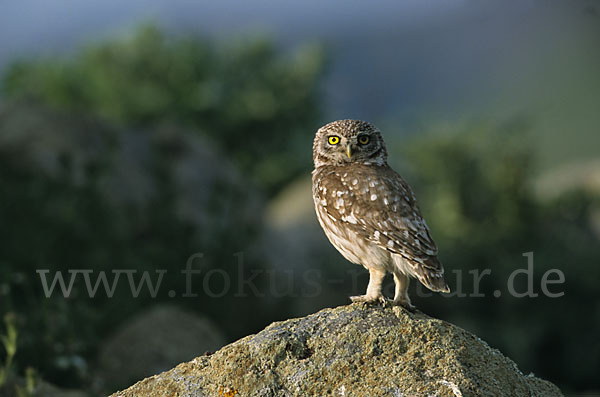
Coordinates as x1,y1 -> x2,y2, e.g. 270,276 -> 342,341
390,298 -> 416,312
350,294 -> 388,305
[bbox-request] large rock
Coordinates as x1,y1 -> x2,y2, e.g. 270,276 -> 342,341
110,304 -> 562,397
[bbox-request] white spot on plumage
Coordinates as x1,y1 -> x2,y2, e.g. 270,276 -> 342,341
373,230 -> 380,239
343,213 -> 358,224
387,240 -> 394,248
337,191 -> 344,197
352,179 -> 358,185
370,194 -> 377,201
383,197 -> 389,205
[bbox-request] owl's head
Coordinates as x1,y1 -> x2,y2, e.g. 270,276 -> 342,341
313,119 -> 388,168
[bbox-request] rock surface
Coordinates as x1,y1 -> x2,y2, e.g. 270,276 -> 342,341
110,304 -> 562,397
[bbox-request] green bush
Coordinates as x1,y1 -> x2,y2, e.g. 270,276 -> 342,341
3,24 -> 325,194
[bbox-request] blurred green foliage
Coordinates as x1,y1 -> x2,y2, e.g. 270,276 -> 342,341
3,24 -> 325,194
0,313 -> 36,397
0,25 -> 324,392
0,100 -> 284,391
0,313 -> 18,386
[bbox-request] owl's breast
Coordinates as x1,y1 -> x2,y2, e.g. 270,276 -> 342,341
312,167 -> 392,271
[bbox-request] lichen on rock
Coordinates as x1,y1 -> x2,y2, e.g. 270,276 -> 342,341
110,304 -> 562,397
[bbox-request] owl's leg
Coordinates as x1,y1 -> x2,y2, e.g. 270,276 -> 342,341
350,268 -> 387,304
391,272 -> 415,311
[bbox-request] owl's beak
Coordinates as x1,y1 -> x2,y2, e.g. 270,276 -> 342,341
345,144 -> 353,159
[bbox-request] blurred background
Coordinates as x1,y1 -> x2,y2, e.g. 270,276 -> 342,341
0,0 -> 599,395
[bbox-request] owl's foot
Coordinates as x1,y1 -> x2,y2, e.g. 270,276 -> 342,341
350,294 -> 388,305
390,297 -> 416,312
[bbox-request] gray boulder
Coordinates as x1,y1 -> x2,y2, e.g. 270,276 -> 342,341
97,305 -> 226,392
110,304 -> 562,397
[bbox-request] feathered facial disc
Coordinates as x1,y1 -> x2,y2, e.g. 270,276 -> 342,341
313,119 -> 388,168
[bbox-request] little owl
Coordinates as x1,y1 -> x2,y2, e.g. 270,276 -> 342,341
312,119 -> 450,309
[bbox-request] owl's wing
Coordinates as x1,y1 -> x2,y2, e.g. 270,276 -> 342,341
360,195 -> 450,293
365,182 -> 439,264
316,166 -> 442,272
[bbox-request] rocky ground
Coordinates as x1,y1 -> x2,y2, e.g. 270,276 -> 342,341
110,303 -> 562,397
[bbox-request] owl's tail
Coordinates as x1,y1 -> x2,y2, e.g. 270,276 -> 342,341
415,257 -> 451,293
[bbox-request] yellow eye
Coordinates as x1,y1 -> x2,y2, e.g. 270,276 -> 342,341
328,136 -> 340,145
358,135 -> 370,145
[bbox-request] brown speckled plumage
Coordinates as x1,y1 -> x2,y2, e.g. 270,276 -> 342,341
312,119 -> 449,309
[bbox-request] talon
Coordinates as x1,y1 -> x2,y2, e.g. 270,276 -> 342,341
391,298 -> 416,312
350,294 -> 388,305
